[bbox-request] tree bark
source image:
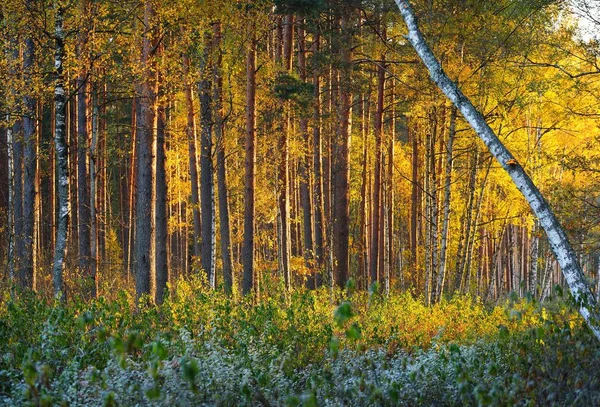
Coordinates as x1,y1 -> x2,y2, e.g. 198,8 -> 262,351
22,22 -> 37,290
312,33 -> 325,284
212,21 -> 235,295
199,37 -> 216,290
155,97 -> 168,303
183,56 -> 202,263
395,0 -> 600,340
133,0 -> 157,300
242,32 -> 257,296
435,105 -> 456,302
52,2 -> 68,300
77,52 -> 92,298
89,86 -> 99,298
332,15 -> 352,288
370,44 -> 385,286
297,22 -> 314,270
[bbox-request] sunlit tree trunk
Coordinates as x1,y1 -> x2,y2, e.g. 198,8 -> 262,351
395,0 -> 600,340
183,56 -> 202,263
199,38 -> 216,289
435,105 -> 456,302
278,14 -> 293,290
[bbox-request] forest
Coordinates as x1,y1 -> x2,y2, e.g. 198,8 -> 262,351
1,0 -> 600,405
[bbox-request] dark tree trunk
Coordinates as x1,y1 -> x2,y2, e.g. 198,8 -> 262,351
22,25 -> 37,290
242,32 -> 257,296
133,1 -> 157,300
332,15 -> 352,288
213,21 -> 235,295
155,98 -> 168,304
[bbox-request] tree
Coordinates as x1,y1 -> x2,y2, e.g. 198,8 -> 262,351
52,0 -> 68,300
242,28 -> 257,296
134,0 -> 158,300
212,21 -> 235,295
21,1 -> 37,290
394,0 -> 600,340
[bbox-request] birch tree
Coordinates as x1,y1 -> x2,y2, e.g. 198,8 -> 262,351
394,0 -> 600,340
52,0 -> 68,300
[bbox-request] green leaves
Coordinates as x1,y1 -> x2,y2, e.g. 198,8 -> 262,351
333,301 -> 353,326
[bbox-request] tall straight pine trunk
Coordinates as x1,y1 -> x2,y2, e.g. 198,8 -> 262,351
212,21 -> 235,295
242,31 -> 257,296
133,1 -> 157,300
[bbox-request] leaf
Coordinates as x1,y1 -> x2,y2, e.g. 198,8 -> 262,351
334,301 -> 353,326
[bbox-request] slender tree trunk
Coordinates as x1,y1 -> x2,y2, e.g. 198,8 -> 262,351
22,24 -> 37,290
395,0 -> 600,339
370,46 -> 385,286
77,65 -> 92,297
89,86 -> 98,298
213,21 -> 235,295
183,57 -> 202,263
199,40 -> 216,289
332,15 -> 352,288
530,220 -> 539,296
52,2 -> 68,300
312,33 -> 324,284
435,106 -> 455,302
155,97 -> 168,303
358,94 -> 370,290
278,14 -> 293,290
410,124 -> 419,282
133,0 -> 157,300
297,22 -> 314,269
242,32 -> 257,296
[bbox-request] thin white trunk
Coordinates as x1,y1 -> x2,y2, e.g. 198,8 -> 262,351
52,2 -> 68,300
395,0 -> 600,340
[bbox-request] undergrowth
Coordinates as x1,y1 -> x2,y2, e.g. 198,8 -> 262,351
1,278 -> 599,406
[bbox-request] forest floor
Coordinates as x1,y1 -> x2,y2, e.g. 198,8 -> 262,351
1,277 -> 599,406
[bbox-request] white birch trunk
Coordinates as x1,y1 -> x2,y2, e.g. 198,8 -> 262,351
395,0 -> 600,340
52,2 -> 68,300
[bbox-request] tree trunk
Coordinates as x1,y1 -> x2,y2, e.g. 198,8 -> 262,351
312,33 -> 325,284
332,15 -> 352,289
77,68 -> 92,297
242,32 -> 257,296
370,46 -> 385,286
213,21 -> 235,295
297,22 -> 314,269
199,39 -> 216,290
133,0 -> 157,300
435,105 -> 456,302
183,56 -> 202,263
395,0 -> 600,340
22,25 -> 37,290
52,3 -> 68,300
155,97 -> 168,303
89,86 -> 99,298
278,14 -> 293,290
